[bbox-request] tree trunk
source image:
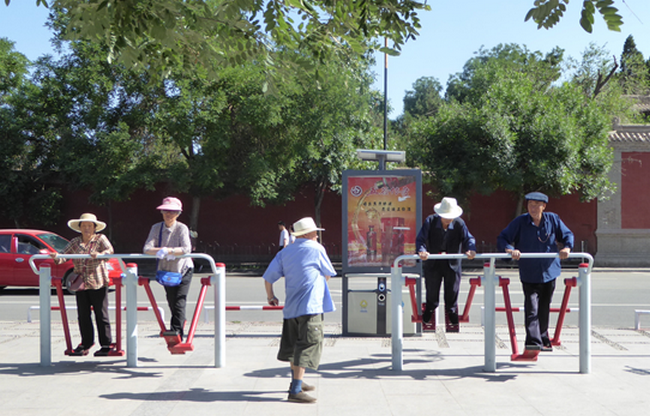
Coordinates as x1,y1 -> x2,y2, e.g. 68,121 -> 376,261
106,201 -> 113,241
189,196 -> 201,251
515,194 -> 525,219
314,180 -> 326,243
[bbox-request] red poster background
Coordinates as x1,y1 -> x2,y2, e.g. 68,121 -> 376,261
346,175 -> 418,268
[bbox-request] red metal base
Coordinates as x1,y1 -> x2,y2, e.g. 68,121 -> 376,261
168,343 -> 194,355
107,342 -> 125,356
512,350 -> 540,361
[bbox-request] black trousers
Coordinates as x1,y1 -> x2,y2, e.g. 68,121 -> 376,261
164,268 -> 193,337
522,279 -> 556,347
423,261 -> 461,325
76,286 -> 112,348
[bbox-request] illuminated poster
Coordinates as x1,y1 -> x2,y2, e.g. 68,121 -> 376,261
342,170 -> 421,273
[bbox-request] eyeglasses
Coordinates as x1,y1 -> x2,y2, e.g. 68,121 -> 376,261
537,229 -> 551,243
162,210 -> 180,215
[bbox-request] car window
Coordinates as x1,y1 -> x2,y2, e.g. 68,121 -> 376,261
36,233 -> 70,253
16,235 -> 45,255
0,235 -> 10,253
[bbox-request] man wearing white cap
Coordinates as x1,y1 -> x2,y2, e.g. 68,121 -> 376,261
263,217 -> 336,404
416,197 -> 476,332
497,191 -> 574,352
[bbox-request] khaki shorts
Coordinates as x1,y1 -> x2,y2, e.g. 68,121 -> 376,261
277,314 -> 324,370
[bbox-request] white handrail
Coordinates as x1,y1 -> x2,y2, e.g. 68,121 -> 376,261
29,253 -> 226,368
391,252 -> 593,374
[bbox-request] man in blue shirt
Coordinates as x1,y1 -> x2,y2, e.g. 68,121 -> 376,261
497,192 -> 574,351
264,217 -> 336,404
416,197 -> 476,332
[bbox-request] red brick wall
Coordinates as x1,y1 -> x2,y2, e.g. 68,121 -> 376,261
2,182 -> 598,256
621,152 -> 650,229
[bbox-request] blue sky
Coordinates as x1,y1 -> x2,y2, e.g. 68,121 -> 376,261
1,1 -> 649,118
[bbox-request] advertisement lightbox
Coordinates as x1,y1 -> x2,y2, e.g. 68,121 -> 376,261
342,169 -> 422,274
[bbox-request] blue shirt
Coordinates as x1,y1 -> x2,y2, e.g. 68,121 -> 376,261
497,212 -> 574,284
263,238 -> 337,319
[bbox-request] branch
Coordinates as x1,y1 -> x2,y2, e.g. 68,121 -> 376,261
592,56 -> 619,98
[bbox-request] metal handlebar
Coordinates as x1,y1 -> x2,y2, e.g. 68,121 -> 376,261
395,252 -> 594,273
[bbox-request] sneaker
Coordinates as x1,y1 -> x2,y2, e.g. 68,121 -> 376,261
70,344 -> 91,356
94,347 -> 112,357
288,391 -> 317,403
422,309 -> 433,324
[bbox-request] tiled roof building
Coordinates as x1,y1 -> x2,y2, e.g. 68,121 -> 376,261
597,117 -> 650,266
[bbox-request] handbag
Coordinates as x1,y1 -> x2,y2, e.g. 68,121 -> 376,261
155,270 -> 183,287
156,222 -> 182,287
66,272 -> 85,292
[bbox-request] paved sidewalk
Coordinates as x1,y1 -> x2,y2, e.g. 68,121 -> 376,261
1,320 -> 650,416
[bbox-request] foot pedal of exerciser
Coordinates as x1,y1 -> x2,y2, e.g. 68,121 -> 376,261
162,331 -> 182,347
512,349 -> 540,361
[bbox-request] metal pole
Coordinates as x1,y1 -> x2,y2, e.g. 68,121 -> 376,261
578,263 -> 591,374
126,263 -> 139,367
214,263 -> 226,367
383,37 -> 388,151
391,261 -> 403,371
39,266 -> 51,367
483,259 -> 497,372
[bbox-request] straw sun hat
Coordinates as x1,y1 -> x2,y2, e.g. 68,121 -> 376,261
67,213 -> 107,233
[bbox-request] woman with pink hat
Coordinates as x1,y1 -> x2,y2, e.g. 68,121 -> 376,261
143,197 -> 194,342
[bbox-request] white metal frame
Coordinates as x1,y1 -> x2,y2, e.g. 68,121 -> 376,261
29,253 -> 225,368
391,252 -> 593,374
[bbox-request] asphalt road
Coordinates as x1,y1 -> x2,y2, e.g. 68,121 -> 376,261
1,268 -> 649,330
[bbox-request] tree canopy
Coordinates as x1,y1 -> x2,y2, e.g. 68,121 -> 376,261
7,0 -> 430,82
403,44 -> 625,215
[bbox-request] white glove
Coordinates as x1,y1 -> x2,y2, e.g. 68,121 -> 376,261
156,248 -> 168,259
165,254 -> 177,261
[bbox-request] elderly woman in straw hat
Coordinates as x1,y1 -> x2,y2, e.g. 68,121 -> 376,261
50,213 -> 115,356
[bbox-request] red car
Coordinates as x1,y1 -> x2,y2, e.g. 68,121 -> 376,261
0,229 -> 123,291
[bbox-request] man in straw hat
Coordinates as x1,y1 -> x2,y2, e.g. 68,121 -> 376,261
263,217 -> 336,404
416,197 -> 476,332
497,192 -> 574,352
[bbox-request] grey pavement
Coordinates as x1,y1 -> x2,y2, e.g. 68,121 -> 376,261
2,318 -> 650,416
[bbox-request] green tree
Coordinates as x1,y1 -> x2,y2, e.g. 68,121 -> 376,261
403,76 -> 444,119
0,38 -> 64,227
0,37 -> 28,96
7,0 -> 429,83
619,35 -> 649,94
285,55 -> 383,231
446,44 -> 564,104
406,44 -> 618,217
20,39 -> 167,239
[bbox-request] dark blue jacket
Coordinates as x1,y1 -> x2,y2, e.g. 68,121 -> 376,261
497,212 -> 574,283
416,214 -> 476,273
